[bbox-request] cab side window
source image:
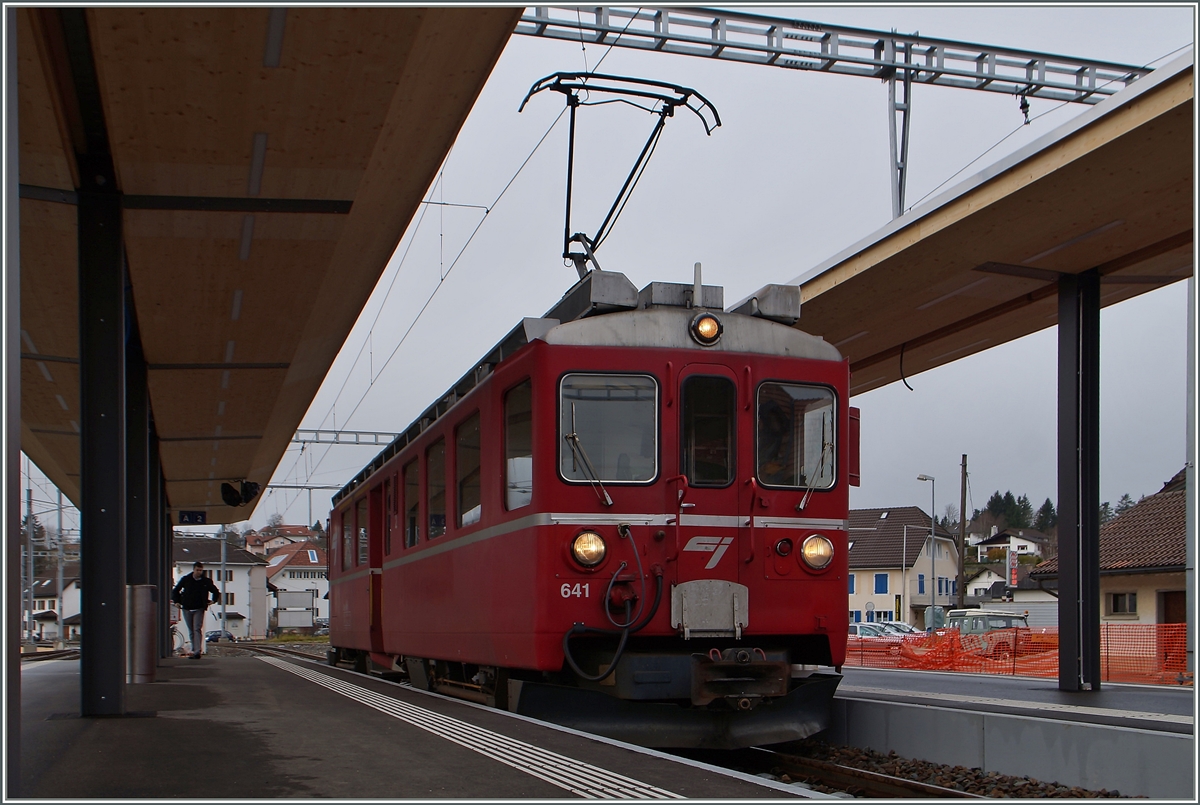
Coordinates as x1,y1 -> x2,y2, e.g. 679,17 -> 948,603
505,380 -> 533,510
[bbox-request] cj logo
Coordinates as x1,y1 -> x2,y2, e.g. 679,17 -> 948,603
683,536 -> 735,569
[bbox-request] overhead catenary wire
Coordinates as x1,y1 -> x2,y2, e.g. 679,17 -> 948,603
905,41 -> 1191,214
269,6 -> 649,525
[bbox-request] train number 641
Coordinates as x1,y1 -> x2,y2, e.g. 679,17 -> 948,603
560,583 -> 590,598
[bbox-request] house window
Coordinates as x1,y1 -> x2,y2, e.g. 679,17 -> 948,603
848,574 -> 855,594
1108,592 -> 1137,615
221,593 -> 235,605
308,550 -> 318,564
874,573 -> 888,594
918,574 -> 925,595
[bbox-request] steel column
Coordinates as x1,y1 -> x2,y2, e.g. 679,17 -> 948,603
78,183 -> 126,715
1057,269 -> 1102,691
6,5 -> 24,794
125,310 -> 149,585
147,425 -> 166,657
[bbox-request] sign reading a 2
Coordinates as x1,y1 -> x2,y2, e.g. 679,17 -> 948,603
560,582 -> 590,599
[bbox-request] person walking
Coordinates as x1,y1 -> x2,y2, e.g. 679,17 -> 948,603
171,562 -> 221,659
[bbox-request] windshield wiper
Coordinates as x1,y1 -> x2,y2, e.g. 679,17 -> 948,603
566,403 -> 613,507
796,413 -> 833,512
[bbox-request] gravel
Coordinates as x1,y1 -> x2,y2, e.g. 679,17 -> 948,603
767,739 -> 1138,798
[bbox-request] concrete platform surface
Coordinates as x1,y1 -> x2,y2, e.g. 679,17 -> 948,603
20,653 -> 816,799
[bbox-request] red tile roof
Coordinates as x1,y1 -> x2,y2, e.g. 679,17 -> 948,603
265,541 -> 327,578
848,507 -> 956,569
1033,478 -> 1185,577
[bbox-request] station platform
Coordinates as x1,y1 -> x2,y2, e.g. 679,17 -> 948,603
19,652 -> 815,799
824,667 -> 1194,799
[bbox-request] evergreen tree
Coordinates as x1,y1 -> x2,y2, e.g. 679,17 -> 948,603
1114,493 -> 1136,516
1098,501 -> 1115,524
985,491 -> 1006,519
1034,498 -> 1057,532
1012,494 -> 1034,529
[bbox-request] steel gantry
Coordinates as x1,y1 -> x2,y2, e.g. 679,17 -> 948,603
515,6 -> 1151,217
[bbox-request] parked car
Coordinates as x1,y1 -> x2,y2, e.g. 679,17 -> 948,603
848,622 -> 889,637
945,609 -> 1031,657
313,628 -> 330,637
877,621 -> 919,636
205,630 -> 235,643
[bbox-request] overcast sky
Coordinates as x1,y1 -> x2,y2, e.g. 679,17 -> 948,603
24,5 -> 1195,535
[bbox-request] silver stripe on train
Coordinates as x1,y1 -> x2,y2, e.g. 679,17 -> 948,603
260,657 -> 682,798
343,511 -> 847,581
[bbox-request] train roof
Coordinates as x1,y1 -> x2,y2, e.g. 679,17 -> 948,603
332,271 -> 839,506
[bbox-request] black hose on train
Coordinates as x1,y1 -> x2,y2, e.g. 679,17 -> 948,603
562,557 -> 665,682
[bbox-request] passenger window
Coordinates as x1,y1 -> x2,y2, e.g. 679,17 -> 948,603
427,439 -> 446,538
681,375 -> 735,486
757,383 -> 835,489
341,511 -> 353,571
383,476 -> 394,556
356,498 -> 368,565
403,460 -> 419,548
559,373 -> 658,483
457,412 -> 482,527
505,380 -> 533,510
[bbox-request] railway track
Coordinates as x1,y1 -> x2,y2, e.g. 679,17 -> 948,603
677,746 -> 987,798
21,648 -> 81,663
756,749 -> 989,798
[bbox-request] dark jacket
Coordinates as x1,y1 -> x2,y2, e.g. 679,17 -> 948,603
172,572 -> 221,610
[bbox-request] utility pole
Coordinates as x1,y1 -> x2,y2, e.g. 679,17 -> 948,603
219,524 -> 228,639
25,478 -> 33,645
56,490 -> 64,648
958,454 -> 968,609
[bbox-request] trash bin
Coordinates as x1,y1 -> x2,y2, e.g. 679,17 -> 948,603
127,584 -> 157,684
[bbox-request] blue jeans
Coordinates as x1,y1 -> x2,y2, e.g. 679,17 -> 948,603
182,608 -> 206,655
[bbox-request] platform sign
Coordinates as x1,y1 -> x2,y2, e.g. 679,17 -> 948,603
1007,548 -> 1019,586
277,590 -> 314,609
178,510 -> 207,525
278,609 -> 314,628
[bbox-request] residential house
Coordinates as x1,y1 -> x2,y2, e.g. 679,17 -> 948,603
974,528 -> 1051,561
172,537 -> 270,639
965,566 -> 1007,600
265,541 -> 329,623
1031,469 -> 1186,626
247,524 -> 316,556
25,565 -> 81,641
848,507 -> 960,629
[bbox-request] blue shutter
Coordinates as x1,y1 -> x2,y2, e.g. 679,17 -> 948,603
918,574 -> 925,594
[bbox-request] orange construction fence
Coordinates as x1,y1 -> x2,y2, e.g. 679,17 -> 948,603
843,623 -> 1192,686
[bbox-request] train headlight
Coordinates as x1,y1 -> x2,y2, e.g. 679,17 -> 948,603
800,535 -> 834,569
689,312 -> 723,346
571,531 -> 607,567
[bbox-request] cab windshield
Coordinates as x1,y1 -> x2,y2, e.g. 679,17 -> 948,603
559,374 -> 657,483
757,383 -> 835,489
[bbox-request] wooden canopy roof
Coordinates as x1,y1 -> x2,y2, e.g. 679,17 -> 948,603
16,7 -> 521,524
784,54 -> 1193,395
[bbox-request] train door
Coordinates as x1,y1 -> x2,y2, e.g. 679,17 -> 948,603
674,365 -> 744,586
368,483 -> 385,654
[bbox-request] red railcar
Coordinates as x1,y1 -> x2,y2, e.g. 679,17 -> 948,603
327,271 -> 857,748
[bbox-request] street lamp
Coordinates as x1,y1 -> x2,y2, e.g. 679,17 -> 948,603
917,474 -> 935,625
